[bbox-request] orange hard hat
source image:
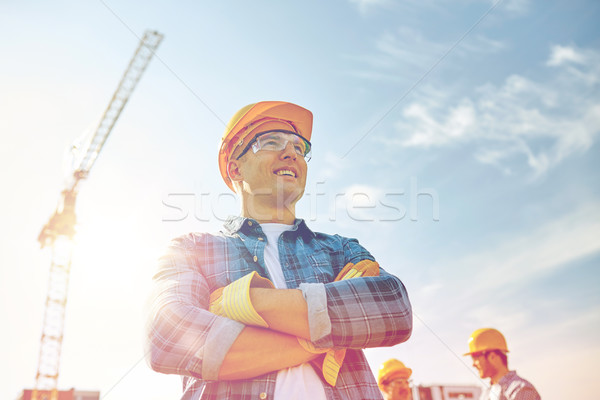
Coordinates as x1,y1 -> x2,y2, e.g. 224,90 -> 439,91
377,359 -> 412,390
218,101 -> 313,191
464,328 -> 509,356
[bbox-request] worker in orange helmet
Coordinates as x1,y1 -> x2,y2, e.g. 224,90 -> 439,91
146,101 -> 413,400
378,359 -> 413,400
464,328 -> 540,400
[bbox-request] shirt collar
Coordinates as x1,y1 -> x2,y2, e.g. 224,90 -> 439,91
224,215 -> 316,239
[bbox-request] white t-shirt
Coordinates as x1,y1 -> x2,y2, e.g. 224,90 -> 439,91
260,223 -> 327,400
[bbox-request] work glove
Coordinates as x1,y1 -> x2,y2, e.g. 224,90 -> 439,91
209,271 -> 275,328
303,259 -> 380,386
335,259 -> 380,281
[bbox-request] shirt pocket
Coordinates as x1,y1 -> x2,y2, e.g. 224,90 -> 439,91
304,248 -> 336,284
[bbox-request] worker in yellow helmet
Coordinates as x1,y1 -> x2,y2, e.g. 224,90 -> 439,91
146,101 -> 413,400
464,328 -> 540,400
378,359 -> 413,400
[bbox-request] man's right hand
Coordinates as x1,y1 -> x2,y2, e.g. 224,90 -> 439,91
335,259 -> 380,281
218,326 -> 320,380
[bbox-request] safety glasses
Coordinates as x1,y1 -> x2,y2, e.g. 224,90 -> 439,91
235,130 -> 312,161
385,378 -> 412,386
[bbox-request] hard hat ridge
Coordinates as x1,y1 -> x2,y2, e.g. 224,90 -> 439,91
464,328 -> 509,356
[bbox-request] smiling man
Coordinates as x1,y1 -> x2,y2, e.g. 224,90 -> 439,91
146,101 -> 413,399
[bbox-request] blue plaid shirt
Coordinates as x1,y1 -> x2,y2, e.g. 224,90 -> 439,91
146,216 -> 412,400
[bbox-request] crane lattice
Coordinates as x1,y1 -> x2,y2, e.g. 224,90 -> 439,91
32,30 -> 163,400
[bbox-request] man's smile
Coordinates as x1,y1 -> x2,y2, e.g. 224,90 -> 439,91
273,167 -> 298,178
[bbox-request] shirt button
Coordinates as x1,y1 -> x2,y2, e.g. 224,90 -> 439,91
259,393 -> 267,399
248,221 -> 253,226
253,255 -> 258,262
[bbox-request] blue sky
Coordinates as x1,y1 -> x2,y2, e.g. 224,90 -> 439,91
1,1 -> 598,399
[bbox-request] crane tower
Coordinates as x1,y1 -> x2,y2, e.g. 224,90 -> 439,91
31,30 -> 163,400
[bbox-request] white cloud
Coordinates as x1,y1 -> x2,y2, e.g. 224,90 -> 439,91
390,45 -> 600,176
374,27 -> 447,71
351,0 -> 533,16
500,0 -> 532,15
360,28 -> 507,77
349,0 -> 390,14
400,99 -> 477,147
547,44 -> 600,86
546,44 -> 587,66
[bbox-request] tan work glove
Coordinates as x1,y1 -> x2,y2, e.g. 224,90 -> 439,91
302,259 -> 380,386
335,259 -> 380,281
209,271 -> 275,328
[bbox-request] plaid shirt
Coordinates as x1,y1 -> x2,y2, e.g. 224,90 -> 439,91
482,371 -> 541,400
146,216 -> 412,400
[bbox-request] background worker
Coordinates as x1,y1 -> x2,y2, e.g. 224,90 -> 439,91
146,101 -> 413,399
377,359 -> 413,400
464,328 -> 541,400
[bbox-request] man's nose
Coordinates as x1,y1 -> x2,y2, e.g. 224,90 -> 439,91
280,141 -> 297,159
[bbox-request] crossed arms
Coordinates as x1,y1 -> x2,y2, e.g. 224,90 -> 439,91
145,233 -> 412,381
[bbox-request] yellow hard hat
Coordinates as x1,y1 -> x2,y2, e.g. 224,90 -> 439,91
218,101 -> 313,191
378,359 -> 412,390
464,328 -> 509,356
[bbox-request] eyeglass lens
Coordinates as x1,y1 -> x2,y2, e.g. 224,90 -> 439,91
253,132 -> 311,158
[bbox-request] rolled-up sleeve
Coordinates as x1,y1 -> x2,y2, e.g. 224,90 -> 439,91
313,237 -> 412,349
145,235 -> 245,380
321,272 -> 412,349
298,282 -> 331,342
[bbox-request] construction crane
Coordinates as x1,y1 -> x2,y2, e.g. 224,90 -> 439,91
31,30 -> 163,400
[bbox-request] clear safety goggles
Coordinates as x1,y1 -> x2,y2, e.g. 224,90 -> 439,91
235,130 -> 312,161
385,378 -> 412,386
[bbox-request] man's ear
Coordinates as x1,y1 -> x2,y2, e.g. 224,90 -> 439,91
227,159 -> 243,183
